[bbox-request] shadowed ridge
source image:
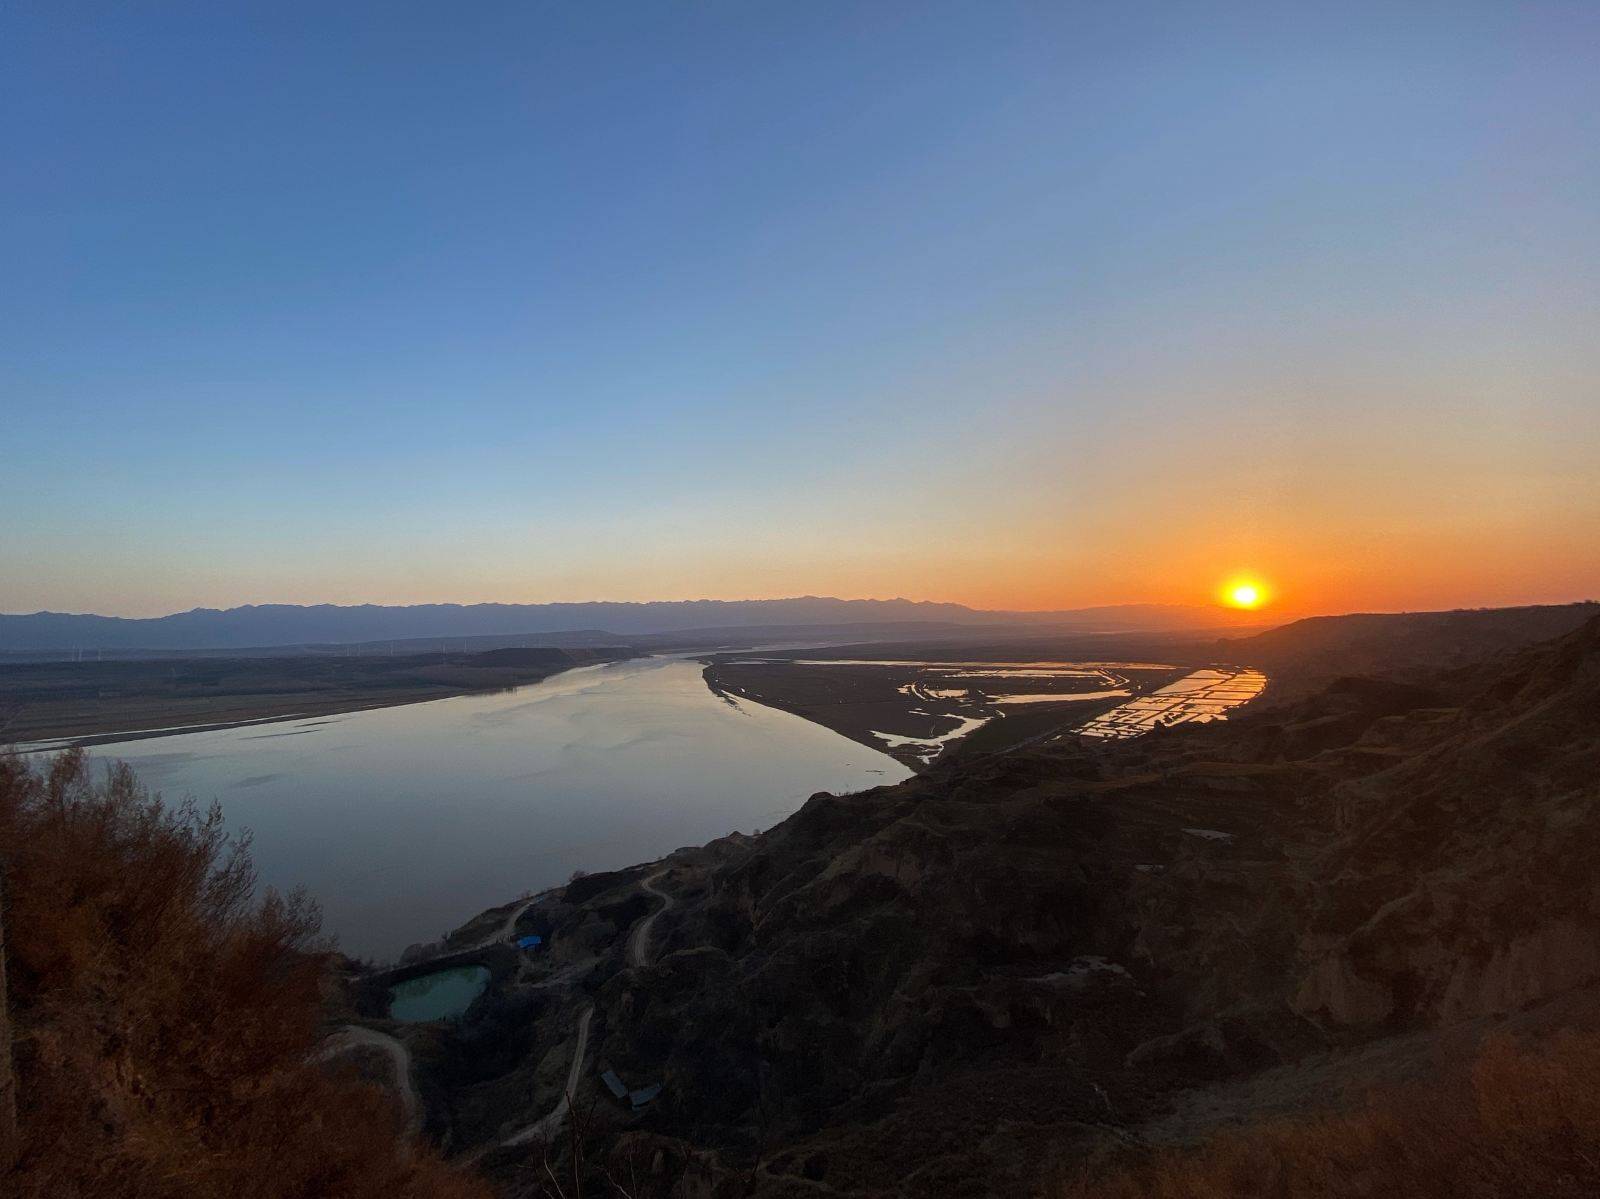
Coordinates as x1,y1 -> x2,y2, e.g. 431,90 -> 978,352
456,614 -> 1600,1196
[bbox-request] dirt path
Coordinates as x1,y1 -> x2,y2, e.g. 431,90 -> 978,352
318,1025 -> 422,1137
502,1005 -> 595,1147
470,895 -> 538,950
498,871 -> 669,1149
628,869 -> 673,968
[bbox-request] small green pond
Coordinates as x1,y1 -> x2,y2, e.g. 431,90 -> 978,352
387,965 -> 491,1023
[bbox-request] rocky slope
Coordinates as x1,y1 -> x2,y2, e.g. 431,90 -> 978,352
390,615 -> 1600,1197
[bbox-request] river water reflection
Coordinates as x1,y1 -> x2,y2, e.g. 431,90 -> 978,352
80,657 -> 910,960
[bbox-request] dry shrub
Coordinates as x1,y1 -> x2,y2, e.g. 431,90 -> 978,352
0,750 -> 491,1199
1064,1030 -> 1600,1199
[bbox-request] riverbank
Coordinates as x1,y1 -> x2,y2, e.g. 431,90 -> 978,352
52,654 -> 909,959
350,612 -> 1600,1198
0,646 -> 633,747
701,652 -> 1190,767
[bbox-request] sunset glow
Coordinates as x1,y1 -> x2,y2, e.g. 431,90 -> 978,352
2,5 -> 1597,623
6,8 -> 1600,1198
1220,578 -> 1270,610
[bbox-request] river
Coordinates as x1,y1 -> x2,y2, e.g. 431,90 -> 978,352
74,656 -> 911,959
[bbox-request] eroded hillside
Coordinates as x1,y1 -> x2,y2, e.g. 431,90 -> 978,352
413,616 -> 1600,1197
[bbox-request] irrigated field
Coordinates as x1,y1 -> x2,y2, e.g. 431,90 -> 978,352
702,651 -> 1263,767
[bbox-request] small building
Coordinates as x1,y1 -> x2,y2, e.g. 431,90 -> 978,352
515,934 -> 543,951
598,1064 -> 663,1110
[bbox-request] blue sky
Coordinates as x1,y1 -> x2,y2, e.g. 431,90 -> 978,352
4,2 -> 1597,616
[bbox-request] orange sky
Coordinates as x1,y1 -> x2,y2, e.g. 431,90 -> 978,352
4,5 -> 1597,621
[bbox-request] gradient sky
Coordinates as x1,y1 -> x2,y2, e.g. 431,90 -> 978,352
4,2 -> 1597,618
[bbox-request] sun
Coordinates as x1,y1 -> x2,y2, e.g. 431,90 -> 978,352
1218,576 -> 1270,610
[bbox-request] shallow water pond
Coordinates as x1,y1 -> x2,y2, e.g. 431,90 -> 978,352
388,965 -> 491,1022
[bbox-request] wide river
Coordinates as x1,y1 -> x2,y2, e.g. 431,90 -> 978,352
75,657 -> 910,960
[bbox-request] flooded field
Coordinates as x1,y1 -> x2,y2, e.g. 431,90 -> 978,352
1075,668 -> 1269,739
703,656 -> 1251,766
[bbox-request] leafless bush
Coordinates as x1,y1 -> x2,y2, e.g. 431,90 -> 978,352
0,750 -> 491,1199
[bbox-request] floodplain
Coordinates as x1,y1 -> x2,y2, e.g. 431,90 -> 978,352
703,652 -> 1268,766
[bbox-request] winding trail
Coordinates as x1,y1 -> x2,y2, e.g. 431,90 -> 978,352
500,869 -> 673,1149
628,869 -> 674,968
502,1006 -> 595,1146
471,895 -> 539,950
318,1026 -> 422,1137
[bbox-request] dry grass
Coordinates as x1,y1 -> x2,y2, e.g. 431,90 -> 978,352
1,749 -> 491,1199
1064,1030 -> 1600,1198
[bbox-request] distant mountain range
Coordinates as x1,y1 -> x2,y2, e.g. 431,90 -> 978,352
0,598 -> 1255,653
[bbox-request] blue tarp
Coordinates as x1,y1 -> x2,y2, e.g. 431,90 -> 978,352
599,1064 -> 663,1109
516,935 -> 543,949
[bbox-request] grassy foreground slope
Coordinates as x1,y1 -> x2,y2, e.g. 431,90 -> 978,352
1065,1029 -> 1600,1198
0,750 -> 487,1199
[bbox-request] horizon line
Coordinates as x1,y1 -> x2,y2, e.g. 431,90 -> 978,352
6,594 -> 1598,624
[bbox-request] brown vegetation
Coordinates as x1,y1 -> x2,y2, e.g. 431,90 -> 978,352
0,749 -> 489,1199
1064,1031 -> 1600,1198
